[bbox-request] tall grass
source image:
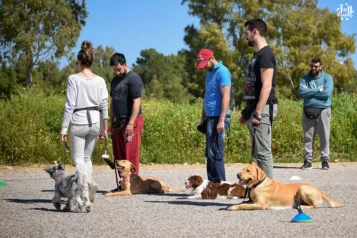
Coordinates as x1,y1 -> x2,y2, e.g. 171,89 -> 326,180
0,87 -> 356,165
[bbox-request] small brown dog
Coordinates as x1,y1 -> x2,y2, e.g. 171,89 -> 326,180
105,160 -> 182,196
185,175 -> 246,199
227,163 -> 345,211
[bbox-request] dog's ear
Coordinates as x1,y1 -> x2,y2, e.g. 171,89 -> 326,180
193,176 -> 203,187
58,163 -> 65,170
255,164 -> 266,181
130,163 -> 136,173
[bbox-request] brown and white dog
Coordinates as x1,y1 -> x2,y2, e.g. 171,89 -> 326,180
227,163 -> 345,211
185,175 -> 246,199
105,160 -> 183,196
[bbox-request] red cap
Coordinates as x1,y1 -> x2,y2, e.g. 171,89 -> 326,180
196,49 -> 214,69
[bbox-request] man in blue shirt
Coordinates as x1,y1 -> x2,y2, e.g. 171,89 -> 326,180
300,58 -> 334,170
196,49 -> 231,182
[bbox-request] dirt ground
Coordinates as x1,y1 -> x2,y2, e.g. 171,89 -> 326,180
1,161 -> 357,174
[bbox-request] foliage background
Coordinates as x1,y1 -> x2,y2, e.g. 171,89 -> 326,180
0,0 -> 356,165
0,88 -> 356,165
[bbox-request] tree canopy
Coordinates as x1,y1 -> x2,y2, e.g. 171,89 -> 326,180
0,0 -> 88,86
0,0 -> 356,103
181,0 -> 356,101
133,49 -> 192,103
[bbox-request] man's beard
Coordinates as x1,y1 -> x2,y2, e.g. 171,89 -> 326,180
118,69 -> 127,78
311,69 -> 320,76
247,40 -> 254,47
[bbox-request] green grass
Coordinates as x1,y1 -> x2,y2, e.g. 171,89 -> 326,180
1,87 -> 356,165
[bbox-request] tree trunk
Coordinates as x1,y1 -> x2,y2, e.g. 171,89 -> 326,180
26,66 -> 33,87
25,48 -> 33,87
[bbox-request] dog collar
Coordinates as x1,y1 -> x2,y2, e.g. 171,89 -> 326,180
243,176 -> 267,202
55,172 -> 65,181
252,176 -> 266,189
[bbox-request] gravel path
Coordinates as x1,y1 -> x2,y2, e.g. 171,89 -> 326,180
0,163 -> 356,238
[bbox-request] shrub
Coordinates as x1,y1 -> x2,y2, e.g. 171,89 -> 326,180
0,88 -> 356,165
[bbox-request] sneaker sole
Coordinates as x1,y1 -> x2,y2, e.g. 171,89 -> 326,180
301,167 -> 312,170
89,184 -> 99,203
322,167 -> 329,170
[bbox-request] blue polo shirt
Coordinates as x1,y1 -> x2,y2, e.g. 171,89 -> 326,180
204,61 -> 231,116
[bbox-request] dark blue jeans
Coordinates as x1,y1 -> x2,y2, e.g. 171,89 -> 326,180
205,118 -> 230,182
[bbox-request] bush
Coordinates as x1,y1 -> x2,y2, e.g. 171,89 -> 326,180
0,88 -> 356,165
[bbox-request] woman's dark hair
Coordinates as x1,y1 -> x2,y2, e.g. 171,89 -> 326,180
110,53 -> 126,66
77,41 -> 94,67
244,19 -> 268,37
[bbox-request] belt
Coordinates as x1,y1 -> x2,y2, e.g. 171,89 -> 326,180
206,115 -> 230,120
73,106 -> 101,113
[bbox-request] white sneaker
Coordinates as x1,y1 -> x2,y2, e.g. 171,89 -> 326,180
89,183 -> 99,202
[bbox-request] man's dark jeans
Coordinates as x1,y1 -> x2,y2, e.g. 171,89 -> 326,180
205,118 -> 230,182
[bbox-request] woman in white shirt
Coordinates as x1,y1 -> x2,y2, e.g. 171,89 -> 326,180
60,41 -> 108,202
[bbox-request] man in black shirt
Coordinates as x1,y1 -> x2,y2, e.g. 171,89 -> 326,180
109,53 -> 144,175
240,19 -> 278,178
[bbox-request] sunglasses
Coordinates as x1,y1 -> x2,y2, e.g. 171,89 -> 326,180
310,65 -> 320,69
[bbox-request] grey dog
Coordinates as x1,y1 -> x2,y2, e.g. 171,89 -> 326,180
44,163 -> 91,213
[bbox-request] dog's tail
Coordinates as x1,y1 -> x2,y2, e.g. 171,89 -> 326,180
321,192 -> 345,208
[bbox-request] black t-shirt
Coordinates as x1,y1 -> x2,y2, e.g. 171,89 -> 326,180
244,45 -> 277,105
110,71 -> 143,120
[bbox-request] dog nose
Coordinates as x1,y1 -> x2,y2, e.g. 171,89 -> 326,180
237,173 -> 241,180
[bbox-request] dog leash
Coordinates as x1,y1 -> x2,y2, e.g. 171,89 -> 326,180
251,128 -> 256,164
102,136 -> 121,191
63,141 -> 75,167
242,176 -> 266,203
63,141 -> 68,169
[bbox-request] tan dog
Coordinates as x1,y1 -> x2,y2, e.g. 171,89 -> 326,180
227,163 -> 345,211
105,160 -> 182,196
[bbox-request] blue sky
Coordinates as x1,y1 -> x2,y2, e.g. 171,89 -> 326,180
61,0 -> 356,68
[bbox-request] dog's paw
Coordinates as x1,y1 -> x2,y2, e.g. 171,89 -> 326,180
72,208 -> 82,213
63,206 -> 71,212
104,192 -> 113,197
227,205 -> 240,211
53,202 -> 61,210
187,195 -> 199,199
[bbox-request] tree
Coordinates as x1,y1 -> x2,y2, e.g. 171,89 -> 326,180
91,45 -> 116,84
32,60 -> 63,94
0,0 -> 88,86
133,49 -> 192,103
181,0 -> 356,100
148,75 -> 164,99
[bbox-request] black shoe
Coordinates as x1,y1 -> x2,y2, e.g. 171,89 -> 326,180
322,161 -> 330,170
301,161 -> 312,170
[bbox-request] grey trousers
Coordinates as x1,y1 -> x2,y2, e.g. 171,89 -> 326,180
302,107 -> 331,162
69,123 -> 100,182
247,103 -> 278,179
